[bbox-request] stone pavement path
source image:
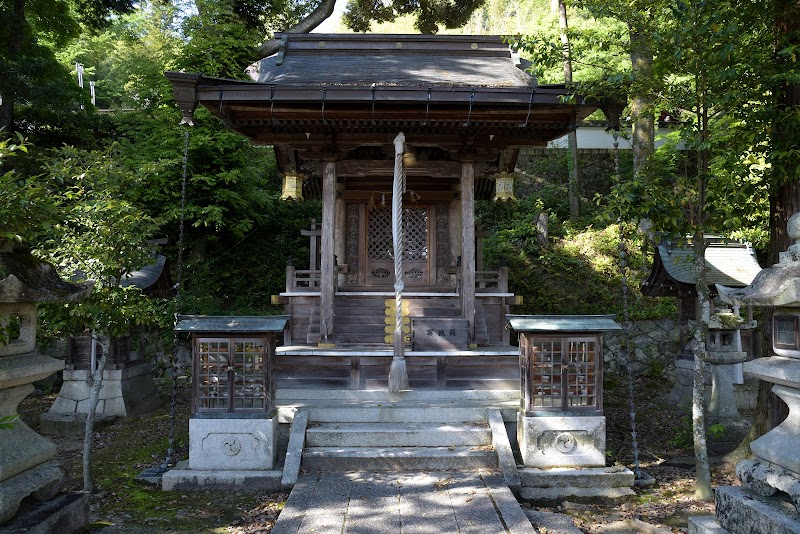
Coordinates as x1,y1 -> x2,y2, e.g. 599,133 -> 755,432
271,470 -> 535,534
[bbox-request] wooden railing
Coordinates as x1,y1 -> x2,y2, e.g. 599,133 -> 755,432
286,263 -> 322,292
475,267 -> 509,292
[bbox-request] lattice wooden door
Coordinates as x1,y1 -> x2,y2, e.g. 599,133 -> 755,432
365,205 -> 431,286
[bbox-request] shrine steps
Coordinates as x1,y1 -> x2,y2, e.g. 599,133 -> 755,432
291,397 -> 503,472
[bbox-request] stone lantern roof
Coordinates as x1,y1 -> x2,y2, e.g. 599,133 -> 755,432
717,213 -> 800,307
0,244 -> 92,304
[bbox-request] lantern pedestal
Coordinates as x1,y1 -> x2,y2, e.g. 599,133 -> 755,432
162,416 -> 281,492
517,414 -> 606,468
40,361 -> 160,435
162,315 -> 288,492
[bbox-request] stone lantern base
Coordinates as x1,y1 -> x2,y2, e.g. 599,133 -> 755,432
161,416 -> 281,492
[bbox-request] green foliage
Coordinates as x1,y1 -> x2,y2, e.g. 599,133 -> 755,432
0,415 -> 19,430
0,133 -> 63,246
343,0 -> 486,34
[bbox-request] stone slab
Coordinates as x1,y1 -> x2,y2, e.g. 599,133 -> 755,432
38,412 -> 116,436
188,417 -> 277,471
520,466 -> 634,488
688,515 -> 730,534
743,357 -> 800,388
0,353 -> 64,390
301,446 -> 497,471
524,509 -> 583,534
281,409 -> 308,490
271,471 -> 535,534
518,414 -> 606,468
0,491 -> 89,534
716,485 -> 800,534
276,388 -> 519,402
0,414 -> 57,482
295,406 -> 490,424
520,486 -> 635,503
0,462 -> 67,523
489,409 -> 521,494
305,422 -> 491,447
161,461 -> 282,492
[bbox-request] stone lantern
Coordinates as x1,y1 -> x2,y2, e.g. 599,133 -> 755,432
162,314 -> 288,491
0,244 -> 91,529
508,315 -> 634,502
703,304 -> 755,454
692,212 -> 800,533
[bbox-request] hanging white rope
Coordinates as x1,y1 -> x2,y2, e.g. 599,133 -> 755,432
388,132 -> 409,393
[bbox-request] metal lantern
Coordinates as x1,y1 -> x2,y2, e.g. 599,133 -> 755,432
280,172 -> 307,202
492,171 -> 517,202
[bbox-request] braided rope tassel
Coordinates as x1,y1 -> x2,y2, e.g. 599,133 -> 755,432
389,132 -> 409,393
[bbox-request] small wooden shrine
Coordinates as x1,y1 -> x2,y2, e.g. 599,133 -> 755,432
642,237 -> 762,359
167,33 -> 601,389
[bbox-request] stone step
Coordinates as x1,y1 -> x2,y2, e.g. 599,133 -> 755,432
300,406 -> 491,424
519,466 -> 635,489
302,446 -> 497,471
305,422 -> 491,447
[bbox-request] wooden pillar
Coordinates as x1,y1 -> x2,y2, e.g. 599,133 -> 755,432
461,161 -> 476,344
320,160 -> 336,346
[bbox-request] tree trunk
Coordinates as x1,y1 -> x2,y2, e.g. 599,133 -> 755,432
82,334 -> 109,493
691,232 -> 713,500
558,0 -> 580,221
0,0 -> 25,134
768,0 -> 800,265
628,30 -> 654,180
254,0 -> 337,61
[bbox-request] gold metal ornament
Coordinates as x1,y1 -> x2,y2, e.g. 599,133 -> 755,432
492,171 -> 517,202
280,172 -> 307,202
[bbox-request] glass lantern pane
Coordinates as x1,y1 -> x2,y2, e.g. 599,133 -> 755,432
233,340 -> 266,410
197,340 -> 229,410
567,339 -> 596,408
775,317 -> 797,347
531,339 -> 562,408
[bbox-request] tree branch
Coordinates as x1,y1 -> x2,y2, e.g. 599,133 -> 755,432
254,0 -> 337,61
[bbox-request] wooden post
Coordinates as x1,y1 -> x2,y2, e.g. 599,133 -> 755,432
461,161 -> 476,344
320,160 -> 336,345
285,256 -> 295,293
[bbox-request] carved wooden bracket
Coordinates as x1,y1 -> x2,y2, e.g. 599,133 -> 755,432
165,71 -> 201,126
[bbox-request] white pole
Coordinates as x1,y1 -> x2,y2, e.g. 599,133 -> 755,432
90,81 -> 95,106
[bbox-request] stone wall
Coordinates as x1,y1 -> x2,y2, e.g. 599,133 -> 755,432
604,318 -> 679,375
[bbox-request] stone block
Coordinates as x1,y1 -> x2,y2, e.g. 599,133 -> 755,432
518,414 -> 606,468
0,416 -> 57,482
48,397 -> 78,414
38,412 -> 115,436
716,486 -> 800,534
0,461 -> 66,523
162,461 -> 282,492
688,515 -> 729,534
189,417 -> 277,471
519,466 -> 634,488
524,509 -> 583,534
750,385 -> 800,474
0,303 -> 37,357
0,491 -> 89,533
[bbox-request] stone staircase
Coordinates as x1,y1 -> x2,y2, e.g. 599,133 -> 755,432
277,390 -> 519,471
286,392 -> 502,472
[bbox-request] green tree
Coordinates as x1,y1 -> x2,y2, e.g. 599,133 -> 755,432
602,0 -> 770,499
37,145 -> 167,492
0,0 -> 136,133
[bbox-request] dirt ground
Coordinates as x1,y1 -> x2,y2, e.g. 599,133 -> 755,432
16,371 -> 739,533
